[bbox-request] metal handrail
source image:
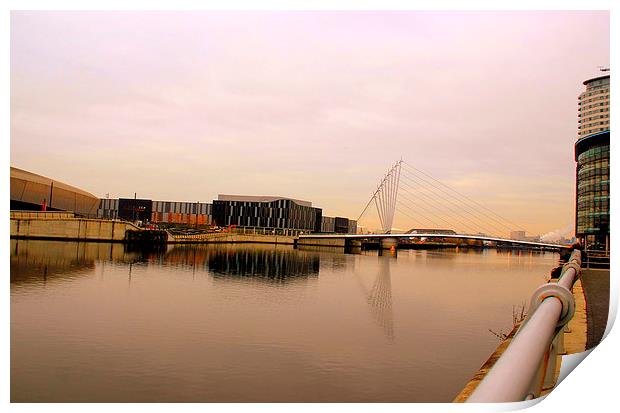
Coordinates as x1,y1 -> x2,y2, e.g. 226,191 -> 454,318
467,249 -> 582,402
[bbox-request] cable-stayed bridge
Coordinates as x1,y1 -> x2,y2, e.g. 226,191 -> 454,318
299,159 -> 570,251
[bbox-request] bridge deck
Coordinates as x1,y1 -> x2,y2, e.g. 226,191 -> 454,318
298,233 -> 568,249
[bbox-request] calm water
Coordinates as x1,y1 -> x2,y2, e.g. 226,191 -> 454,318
11,240 -> 557,402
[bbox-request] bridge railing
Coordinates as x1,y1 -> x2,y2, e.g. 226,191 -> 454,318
466,249 -> 582,403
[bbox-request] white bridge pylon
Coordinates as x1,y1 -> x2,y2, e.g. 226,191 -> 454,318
357,160 -> 402,233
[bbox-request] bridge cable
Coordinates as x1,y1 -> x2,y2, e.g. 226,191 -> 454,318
396,195 -> 458,231
373,195 -> 384,230
398,178 -> 491,233
402,161 -> 524,231
377,179 -> 388,231
397,187 -> 485,235
393,208 -> 431,229
400,165 -> 514,234
395,205 -> 444,229
396,189 -> 482,235
386,167 -> 395,231
390,161 -> 401,231
403,161 -> 524,231
399,166 -> 516,235
398,175 -> 507,237
357,164 -> 399,224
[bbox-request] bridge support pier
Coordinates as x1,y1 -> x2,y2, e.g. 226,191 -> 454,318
345,239 -> 362,254
381,237 -> 398,250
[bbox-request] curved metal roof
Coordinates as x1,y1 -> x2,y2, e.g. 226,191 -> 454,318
10,166 -> 100,216
583,74 -> 610,85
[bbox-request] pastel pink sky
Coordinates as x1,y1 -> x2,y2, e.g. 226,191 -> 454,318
10,11 -> 609,236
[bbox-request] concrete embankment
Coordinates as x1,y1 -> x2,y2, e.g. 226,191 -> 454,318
10,212 -> 296,245
169,232 -> 295,245
10,211 -> 141,242
295,237 -> 346,248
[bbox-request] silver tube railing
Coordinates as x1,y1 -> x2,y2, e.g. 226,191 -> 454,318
467,249 -> 582,403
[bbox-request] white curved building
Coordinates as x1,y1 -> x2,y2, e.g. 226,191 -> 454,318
578,74 -> 610,138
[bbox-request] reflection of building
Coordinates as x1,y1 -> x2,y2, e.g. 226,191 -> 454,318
212,194 -> 322,232
10,239 -> 129,285
575,73 -> 610,252
207,246 -> 320,281
10,167 -> 100,217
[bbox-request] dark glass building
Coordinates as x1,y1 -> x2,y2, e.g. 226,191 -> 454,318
212,195 -> 322,232
575,130 -> 610,252
334,217 -> 350,234
118,198 -> 153,222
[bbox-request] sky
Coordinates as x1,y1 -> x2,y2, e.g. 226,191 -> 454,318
10,11 -> 609,236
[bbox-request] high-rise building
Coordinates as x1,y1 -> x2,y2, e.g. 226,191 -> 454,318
578,75 -> 610,137
574,73 -> 610,252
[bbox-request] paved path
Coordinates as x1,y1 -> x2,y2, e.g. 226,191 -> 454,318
580,268 -> 610,349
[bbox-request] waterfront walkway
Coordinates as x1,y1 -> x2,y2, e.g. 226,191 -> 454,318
581,268 -> 610,349
454,263 -> 610,402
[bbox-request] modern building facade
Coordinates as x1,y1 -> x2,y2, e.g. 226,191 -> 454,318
212,195 -> 322,232
575,73 -> 610,252
98,198 -> 213,225
320,216 -> 336,232
151,201 -> 212,225
97,193 -> 357,234
578,75 -> 610,138
575,131 -> 610,251
319,216 -> 357,234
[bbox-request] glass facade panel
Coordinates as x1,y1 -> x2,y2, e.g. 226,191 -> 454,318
575,134 -> 610,251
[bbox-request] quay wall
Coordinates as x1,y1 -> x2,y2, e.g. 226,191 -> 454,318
10,212 -> 140,242
296,237 -> 346,248
170,233 -> 295,245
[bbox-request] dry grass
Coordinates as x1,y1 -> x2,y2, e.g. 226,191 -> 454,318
489,303 -> 527,341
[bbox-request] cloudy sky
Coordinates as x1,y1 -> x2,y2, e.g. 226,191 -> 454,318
10,11 -> 609,235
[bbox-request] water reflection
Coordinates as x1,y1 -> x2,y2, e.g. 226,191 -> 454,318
11,240 -> 321,285
207,246 -> 319,282
368,258 -> 395,341
10,239 -> 147,286
354,256 -> 395,342
11,240 -> 558,402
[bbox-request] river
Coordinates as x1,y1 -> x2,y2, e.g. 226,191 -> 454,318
10,240 -> 557,402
